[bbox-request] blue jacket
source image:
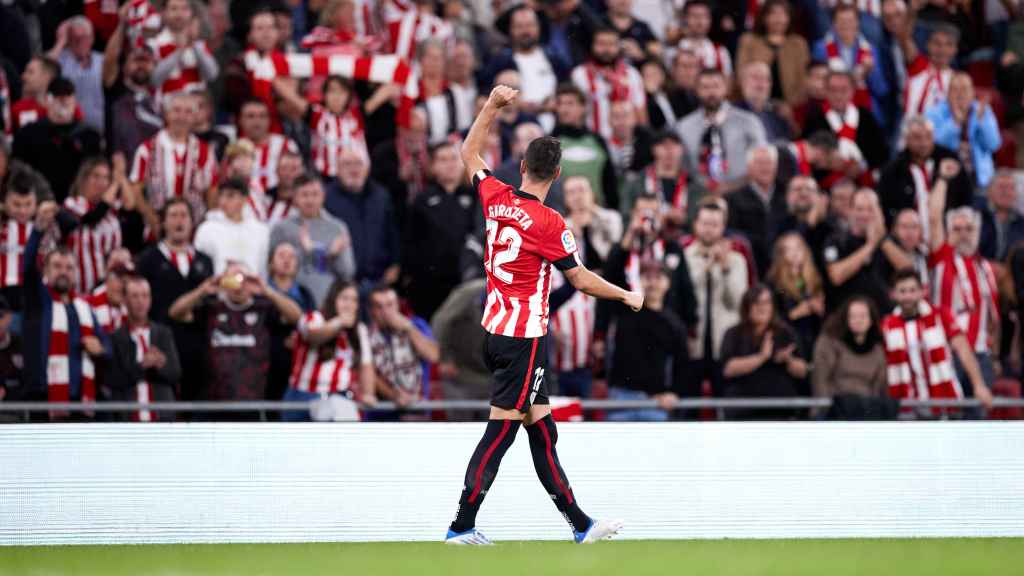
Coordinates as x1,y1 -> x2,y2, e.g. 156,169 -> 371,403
324,179 -> 400,285
812,34 -> 890,125
926,100 -> 1002,189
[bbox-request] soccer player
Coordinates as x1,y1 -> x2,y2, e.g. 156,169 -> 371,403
445,85 -> 644,545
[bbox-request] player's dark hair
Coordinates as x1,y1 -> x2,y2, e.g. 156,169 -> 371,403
524,136 -> 562,182
890,267 -> 922,288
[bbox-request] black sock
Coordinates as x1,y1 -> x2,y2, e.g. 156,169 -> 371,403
449,419 -> 521,533
525,414 -> 591,533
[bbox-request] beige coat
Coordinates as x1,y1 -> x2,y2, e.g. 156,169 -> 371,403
685,243 -> 749,360
735,33 -> 810,107
811,334 -> 887,402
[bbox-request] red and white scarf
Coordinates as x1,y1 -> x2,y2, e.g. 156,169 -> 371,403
131,324 -> 155,422
243,48 -> 419,128
882,300 -> 963,403
678,38 -> 732,75
904,56 -> 952,115
130,130 -> 216,219
578,60 -> 637,140
63,196 -> 122,294
645,168 -> 688,213
310,103 -> 368,177
931,244 -> 999,353
0,219 -> 31,289
909,159 -> 935,244
386,9 -> 452,61
823,32 -> 873,109
158,242 -> 195,278
788,141 -> 812,176
47,291 -> 97,405
87,284 -> 126,335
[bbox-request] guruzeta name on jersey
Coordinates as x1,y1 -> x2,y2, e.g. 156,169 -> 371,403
487,204 -> 534,230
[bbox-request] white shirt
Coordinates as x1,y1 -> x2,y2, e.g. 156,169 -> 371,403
514,49 -> 557,105
194,211 -> 270,278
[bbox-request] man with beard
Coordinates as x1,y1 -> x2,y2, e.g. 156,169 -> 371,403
676,69 -> 766,195
570,26 -> 647,141
18,201 -> 107,420
927,159 -> 1000,407
108,43 -> 162,159
823,188 -> 901,311
486,5 -> 566,111
134,198 -> 215,404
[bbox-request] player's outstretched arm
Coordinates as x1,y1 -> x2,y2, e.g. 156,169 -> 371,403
564,265 -> 644,311
461,85 -> 519,179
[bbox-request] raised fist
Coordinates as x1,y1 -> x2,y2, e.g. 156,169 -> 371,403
487,85 -> 519,110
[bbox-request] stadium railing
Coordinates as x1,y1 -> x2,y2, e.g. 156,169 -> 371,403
1,397 -> 1022,421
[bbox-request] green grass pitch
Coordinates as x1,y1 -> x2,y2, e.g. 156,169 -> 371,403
2,539 -> 1022,575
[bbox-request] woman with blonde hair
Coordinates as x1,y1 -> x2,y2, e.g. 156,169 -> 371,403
765,232 -> 824,360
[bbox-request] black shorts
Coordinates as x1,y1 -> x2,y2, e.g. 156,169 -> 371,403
485,332 -> 549,412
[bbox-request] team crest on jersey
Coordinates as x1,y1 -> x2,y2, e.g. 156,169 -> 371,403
245,312 -> 259,326
561,230 -> 577,254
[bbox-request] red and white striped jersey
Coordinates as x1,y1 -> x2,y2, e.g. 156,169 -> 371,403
929,243 -> 999,353
147,28 -> 213,97
62,196 -> 123,293
476,170 -> 581,339
290,312 -> 372,395
130,324 -> 155,422
86,283 -> 126,335
548,271 -> 595,372
386,10 -> 452,61
677,38 -> 732,76
123,0 -> 161,41
904,55 -> 952,115
570,61 -> 646,141
310,104 -> 368,177
0,219 -> 31,289
130,130 -> 217,219
251,135 -> 299,191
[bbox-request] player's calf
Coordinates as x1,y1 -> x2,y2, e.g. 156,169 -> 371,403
524,414 -> 593,537
448,419 -> 521,535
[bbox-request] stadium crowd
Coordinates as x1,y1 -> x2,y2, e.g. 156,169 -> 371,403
0,0 -> 1023,422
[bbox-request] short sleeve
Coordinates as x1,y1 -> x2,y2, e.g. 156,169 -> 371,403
297,311 -> 325,338
537,214 -> 581,271
356,323 -> 372,366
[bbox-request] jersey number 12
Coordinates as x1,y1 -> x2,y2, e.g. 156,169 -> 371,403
484,218 -> 522,284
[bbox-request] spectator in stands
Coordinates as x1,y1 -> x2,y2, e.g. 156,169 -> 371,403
168,262 -> 302,419
0,166 -> 40,312
641,60 -> 678,131
774,176 -> 835,272
828,178 -> 857,229
107,43 -> 161,160
195,178 -> 270,278
48,16 -> 105,134
539,0 -> 601,68
552,83 -> 619,211
237,98 -> 300,193
878,116 -> 972,235
413,41 -> 456,142
604,0 -> 658,64
20,201 -> 107,420
0,296 -> 22,405
620,130 -> 697,228
606,261 -> 688,421
270,173 -> 355,308
735,0 -> 810,108
605,101 -> 653,176
431,277 -> 490,421
727,145 -> 789,277
926,73 -> 1001,190
885,208 -> 930,287
403,143 -> 478,321
676,68 -> 766,194
977,170 -> 1024,262
823,188 -> 898,310
666,49 -> 700,120
927,164 -> 1000,403
882,268 -> 993,415
812,3 -> 890,125
129,92 -> 217,229
735,61 -> 791,141
811,295 -> 887,418
444,39 -> 479,136
893,22 -> 958,117
877,0 -> 910,145
721,283 -> 808,420
766,232 -> 824,363
12,78 -> 102,205
367,284 -> 439,412
107,276 -> 181,422
485,6 -> 566,113
134,198 -> 214,404
264,149 -> 302,226
149,0 -> 219,99
791,60 -> 829,131
60,156 -> 142,293
265,241 -> 314,406
86,249 -> 133,336
776,131 -> 838,185
326,148 -> 401,289
284,280 -> 375,422
570,26 -> 646,141
804,70 -> 890,186
685,202 -> 750,401
6,56 -> 60,138
494,122 -> 566,214
371,107 -> 430,215
549,268 -> 596,398
564,176 -> 622,272
677,0 -> 733,75
193,91 -> 230,162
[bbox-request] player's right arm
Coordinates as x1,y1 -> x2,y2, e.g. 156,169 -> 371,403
564,265 -> 644,312
461,85 -> 519,180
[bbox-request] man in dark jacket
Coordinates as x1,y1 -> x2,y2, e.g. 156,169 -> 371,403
326,148 -> 401,289
107,276 -> 181,422
877,115 -> 972,231
134,198 -> 214,403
